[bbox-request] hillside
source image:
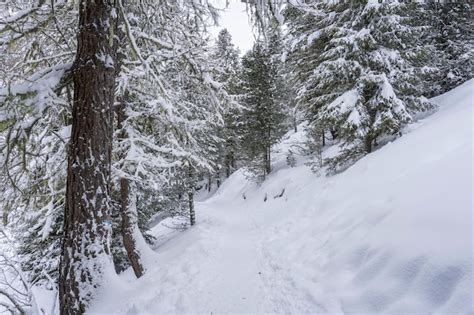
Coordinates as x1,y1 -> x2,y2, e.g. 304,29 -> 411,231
96,80 -> 471,313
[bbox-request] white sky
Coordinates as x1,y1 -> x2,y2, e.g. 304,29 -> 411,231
210,0 -> 256,55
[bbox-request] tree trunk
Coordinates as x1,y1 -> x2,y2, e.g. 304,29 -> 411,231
230,152 -> 235,175
265,146 -> 271,176
364,135 -> 373,153
225,149 -> 234,178
120,178 -> 145,278
116,98 -> 145,278
59,0 -> 116,313
189,190 -> 195,226
2,209 -> 8,225
207,173 -> 212,193
188,165 -> 195,226
225,160 -> 230,178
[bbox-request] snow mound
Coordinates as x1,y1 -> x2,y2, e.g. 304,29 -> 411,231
91,80 -> 473,314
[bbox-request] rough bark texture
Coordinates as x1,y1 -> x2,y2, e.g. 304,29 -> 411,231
119,177 -> 145,278
59,0 -> 115,313
116,100 -> 145,279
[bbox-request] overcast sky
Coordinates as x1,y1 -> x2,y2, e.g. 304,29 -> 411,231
210,0 -> 256,55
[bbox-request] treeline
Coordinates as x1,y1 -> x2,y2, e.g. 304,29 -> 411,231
0,0 -> 472,313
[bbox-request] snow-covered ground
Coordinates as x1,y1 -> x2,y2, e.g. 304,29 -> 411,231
88,80 -> 473,314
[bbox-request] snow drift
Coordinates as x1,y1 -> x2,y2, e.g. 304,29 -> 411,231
90,80 -> 473,314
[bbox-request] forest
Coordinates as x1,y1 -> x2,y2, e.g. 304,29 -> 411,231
0,0 -> 472,314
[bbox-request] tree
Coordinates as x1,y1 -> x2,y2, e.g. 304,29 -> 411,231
427,0 -> 473,95
59,0 -> 117,312
0,0 -> 75,287
285,0 -> 433,173
1,0 -> 225,312
240,42 -> 286,180
113,0 -> 224,234
0,0 -> 224,291
213,29 -> 242,179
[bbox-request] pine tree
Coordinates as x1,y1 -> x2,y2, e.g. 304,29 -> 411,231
267,25 -> 294,132
427,0 -> 473,94
285,0 -> 434,173
240,42 -> 286,180
213,29 -> 242,179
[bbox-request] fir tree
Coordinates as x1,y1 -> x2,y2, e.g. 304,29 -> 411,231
240,42 -> 286,180
286,0 -> 434,173
213,29 -> 242,180
427,0 -> 473,94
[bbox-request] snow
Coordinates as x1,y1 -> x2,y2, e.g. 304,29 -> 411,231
87,80 -> 473,314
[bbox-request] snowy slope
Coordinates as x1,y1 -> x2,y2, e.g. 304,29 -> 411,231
91,80 -> 473,314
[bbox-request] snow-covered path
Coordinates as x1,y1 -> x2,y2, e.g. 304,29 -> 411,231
91,80 -> 473,315
191,198 -> 334,314
188,199 -> 266,313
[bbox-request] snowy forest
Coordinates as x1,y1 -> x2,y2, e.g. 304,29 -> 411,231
0,0 -> 472,314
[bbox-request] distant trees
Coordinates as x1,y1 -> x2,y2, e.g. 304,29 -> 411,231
239,41 -> 286,180
213,29 -> 242,180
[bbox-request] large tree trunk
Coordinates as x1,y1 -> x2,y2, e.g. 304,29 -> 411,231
116,99 -> 145,279
59,0 -> 116,313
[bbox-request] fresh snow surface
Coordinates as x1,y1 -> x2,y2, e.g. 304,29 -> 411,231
90,80 -> 472,314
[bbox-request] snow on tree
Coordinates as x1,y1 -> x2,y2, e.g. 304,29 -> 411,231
0,0 -> 75,285
1,0 -> 226,311
239,41 -> 286,180
212,29 -> 242,180
425,0 -> 473,95
285,0 -> 434,173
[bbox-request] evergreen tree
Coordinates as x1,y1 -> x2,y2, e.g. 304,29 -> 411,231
240,42 -> 286,180
285,0 -> 434,173
0,0 -> 224,311
427,0 -> 473,94
267,25 -> 295,132
213,29 -> 242,180
0,0 -> 75,288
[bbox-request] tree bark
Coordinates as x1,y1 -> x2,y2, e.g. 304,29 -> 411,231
207,173 -> 212,193
264,146 -> 271,176
116,98 -> 145,279
59,0 -> 116,313
2,209 -> 7,225
188,165 -> 195,226
225,149 -> 234,178
120,177 -> 145,278
364,135 -> 373,153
